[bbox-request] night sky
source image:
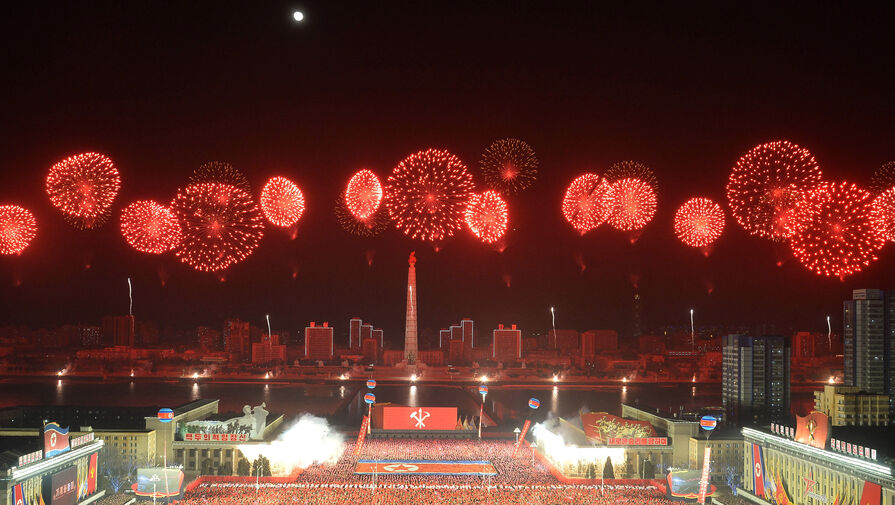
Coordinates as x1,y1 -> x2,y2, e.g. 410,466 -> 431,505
1,2 -> 893,342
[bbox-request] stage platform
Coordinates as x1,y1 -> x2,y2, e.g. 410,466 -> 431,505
355,459 -> 498,476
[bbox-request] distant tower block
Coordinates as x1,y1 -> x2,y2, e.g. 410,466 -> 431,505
404,252 -> 418,364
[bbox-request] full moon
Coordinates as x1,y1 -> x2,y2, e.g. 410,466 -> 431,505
292,10 -> 304,22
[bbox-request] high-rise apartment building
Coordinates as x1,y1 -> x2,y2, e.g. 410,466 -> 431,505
843,289 -> 895,397
492,324 -> 521,360
349,318 -> 362,349
305,322 -> 334,361
223,319 -> 250,357
722,334 -> 790,423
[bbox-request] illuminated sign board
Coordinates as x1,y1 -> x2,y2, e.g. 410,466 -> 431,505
183,433 -> 248,442
607,437 -> 668,446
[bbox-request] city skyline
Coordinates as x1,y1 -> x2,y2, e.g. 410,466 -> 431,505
1,3 -> 894,336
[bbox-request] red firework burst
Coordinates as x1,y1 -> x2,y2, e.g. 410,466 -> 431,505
726,140 -> 822,240
335,195 -> 389,237
0,205 -> 38,255
465,190 -> 509,243
260,176 -> 305,228
120,200 -> 181,254
479,138 -> 539,194
673,197 -> 726,247
871,187 -> 895,242
604,161 -> 659,192
384,149 -> 475,242
345,169 -> 383,220
561,173 -> 610,234
171,182 -> 264,272
190,161 -> 251,193
604,177 -> 658,231
46,152 -> 121,228
790,181 -> 885,279
870,161 -> 895,194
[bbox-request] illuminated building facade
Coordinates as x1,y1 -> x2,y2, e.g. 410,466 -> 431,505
304,323 -> 334,361
814,385 -> 890,426
492,324 -> 521,360
223,319 -> 249,357
349,318 -> 362,349
844,289 -> 895,399
741,425 -> 894,505
722,334 -> 790,423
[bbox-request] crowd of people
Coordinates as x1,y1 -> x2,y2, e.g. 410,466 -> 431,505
181,482 -> 676,505
181,439 -> 681,504
294,438 -> 556,485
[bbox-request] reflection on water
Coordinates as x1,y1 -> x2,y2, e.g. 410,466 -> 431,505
190,382 -> 200,401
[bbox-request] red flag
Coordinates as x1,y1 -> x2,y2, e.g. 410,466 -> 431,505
354,416 -> 369,456
513,419 -> 531,457
87,452 -> 98,495
752,443 -> 765,498
12,483 -> 27,505
860,481 -> 881,505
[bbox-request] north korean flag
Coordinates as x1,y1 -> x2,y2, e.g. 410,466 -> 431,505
860,481 -> 881,505
752,444 -> 765,498
13,483 -> 27,505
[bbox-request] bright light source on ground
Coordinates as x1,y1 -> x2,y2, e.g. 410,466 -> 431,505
192,372 -> 199,379
552,375 -> 559,382
829,376 -> 835,384
339,374 -> 347,380
480,375 -> 489,382
622,376 -> 628,383
410,374 -> 417,382
57,370 -> 63,376
292,10 -> 304,22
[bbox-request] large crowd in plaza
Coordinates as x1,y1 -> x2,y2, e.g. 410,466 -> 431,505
180,439 -> 682,504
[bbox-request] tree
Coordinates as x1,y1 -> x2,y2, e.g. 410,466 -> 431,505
252,455 -> 271,477
642,460 -> 655,479
236,458 -> 250,476
726,464 -> 741,494
100,447 -> 140,493
603,456 -> 615,479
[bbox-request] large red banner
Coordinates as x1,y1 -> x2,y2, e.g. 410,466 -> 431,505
795,411 -> 829,449
752,444 -> 765,498
513,419 -> 531,457
355,460 -> 497,476
382,407 -> 457,430
860,481 -> 881,505
581,413 -> 656,443
354,416 -> 369,456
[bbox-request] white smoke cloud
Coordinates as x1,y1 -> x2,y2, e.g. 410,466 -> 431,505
238,414 -> 344,474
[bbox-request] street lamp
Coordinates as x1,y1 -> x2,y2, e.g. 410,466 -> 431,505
513,427 -> 521,442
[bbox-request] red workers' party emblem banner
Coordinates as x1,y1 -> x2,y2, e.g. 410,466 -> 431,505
355,460 -> 497,476
795,411 -> 830,449
381,407 -> 458,430
860,481 -> 882,505
87,452 -> 98,495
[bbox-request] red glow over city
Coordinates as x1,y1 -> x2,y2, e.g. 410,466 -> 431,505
119,200 -> 181,254
260,176 -> 305,228
45,152 -> 121,229
0,205 -> 38,255
464,190 -> 509,243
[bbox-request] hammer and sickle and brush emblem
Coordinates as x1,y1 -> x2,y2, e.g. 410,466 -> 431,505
410,408 -> 430,428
